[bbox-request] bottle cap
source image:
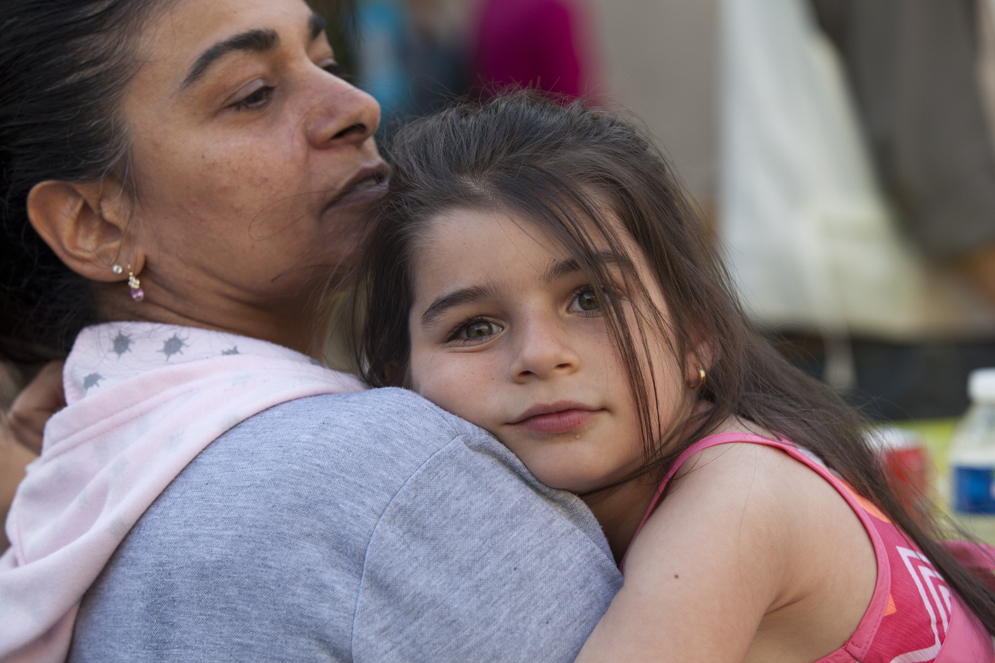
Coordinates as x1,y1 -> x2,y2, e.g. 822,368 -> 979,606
968,368 -> 995,403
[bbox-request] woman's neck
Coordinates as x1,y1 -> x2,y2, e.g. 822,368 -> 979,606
98,286 -> 324,358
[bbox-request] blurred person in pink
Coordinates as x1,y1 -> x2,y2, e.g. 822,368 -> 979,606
472,0 -> 600,100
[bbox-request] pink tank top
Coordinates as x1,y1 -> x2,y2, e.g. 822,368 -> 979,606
624,432 -> 995,662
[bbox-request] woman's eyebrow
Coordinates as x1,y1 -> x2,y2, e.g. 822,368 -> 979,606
421,285 -> 496,328
180,14 -> 327,92
182,29 -> 280,90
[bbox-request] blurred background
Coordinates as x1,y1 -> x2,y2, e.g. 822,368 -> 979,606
345,0 -> 995,422
6,0 -> 995,543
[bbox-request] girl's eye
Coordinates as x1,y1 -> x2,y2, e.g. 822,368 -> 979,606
448,319 -> 503,343
464,320 -> 498,339
232,84 -> 274,111
570,287 -> 602,314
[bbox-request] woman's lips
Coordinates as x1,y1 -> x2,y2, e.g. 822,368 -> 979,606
324,164 -> 389,211
509,404 -> 601,435
327,177 -> 387,209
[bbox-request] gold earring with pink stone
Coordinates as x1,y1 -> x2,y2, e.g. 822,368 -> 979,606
112,264 -> 143,302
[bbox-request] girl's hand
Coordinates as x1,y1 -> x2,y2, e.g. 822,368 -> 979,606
6,361 -> 65,454
1,420 -> 37,551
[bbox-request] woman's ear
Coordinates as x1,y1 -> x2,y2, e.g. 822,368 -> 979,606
26,179 -> 143,282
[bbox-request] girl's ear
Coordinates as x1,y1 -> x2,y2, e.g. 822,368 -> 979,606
685,331 -> 717,389
26,179 -> 144,283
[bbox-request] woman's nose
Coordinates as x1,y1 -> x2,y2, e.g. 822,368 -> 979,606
305,74 -> 381,149
510,318 -> 581,382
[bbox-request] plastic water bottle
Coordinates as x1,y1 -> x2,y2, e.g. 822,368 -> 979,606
949,368 -> 995,513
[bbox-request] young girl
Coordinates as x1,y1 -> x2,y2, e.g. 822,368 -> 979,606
353,93 -> 995,661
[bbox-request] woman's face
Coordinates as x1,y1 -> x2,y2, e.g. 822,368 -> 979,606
120,0 -> 384,343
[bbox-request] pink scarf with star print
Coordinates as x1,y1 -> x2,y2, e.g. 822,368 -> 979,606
0,322 -> 366,663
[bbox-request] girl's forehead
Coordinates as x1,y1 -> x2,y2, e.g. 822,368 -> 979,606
410,205 -> 651,301
417,208 -> 580,274
416,205 -> 643,273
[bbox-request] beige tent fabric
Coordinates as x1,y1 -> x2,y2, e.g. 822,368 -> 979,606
721,0 -> 995,354
977,0 -> 995,157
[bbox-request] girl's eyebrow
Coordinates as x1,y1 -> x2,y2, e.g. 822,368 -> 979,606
419,252 -> 629,328
420,285 -> 496,328
542,250 -> 632,283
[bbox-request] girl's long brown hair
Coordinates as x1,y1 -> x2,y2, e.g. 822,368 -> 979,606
352,92 -> 995,633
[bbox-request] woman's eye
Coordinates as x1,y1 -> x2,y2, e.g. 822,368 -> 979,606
571,287 -> 602,313
232,84 -> 274,111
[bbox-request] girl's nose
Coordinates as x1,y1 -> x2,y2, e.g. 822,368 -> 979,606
509,318 -> 581,382
305,74 -> 381,149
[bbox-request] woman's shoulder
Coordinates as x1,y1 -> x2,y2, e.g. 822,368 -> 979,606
222,387 -> 527,492
266,386 -> 485,440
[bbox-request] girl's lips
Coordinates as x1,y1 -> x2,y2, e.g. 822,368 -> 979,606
509,408 -> 600,435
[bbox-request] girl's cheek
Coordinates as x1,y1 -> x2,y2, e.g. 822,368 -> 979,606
418,361 -> 490,425
410,360 -> 455,406
406,354 -> 428,396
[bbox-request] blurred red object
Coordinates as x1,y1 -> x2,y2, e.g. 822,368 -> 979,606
866,427 -> 931,512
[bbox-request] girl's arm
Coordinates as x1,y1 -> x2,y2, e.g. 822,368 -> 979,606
576,442 -> 874,662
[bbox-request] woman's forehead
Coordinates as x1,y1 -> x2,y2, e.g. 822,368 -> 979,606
135,0 -> 316,84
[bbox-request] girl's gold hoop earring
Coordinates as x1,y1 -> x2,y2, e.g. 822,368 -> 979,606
689,365 -> 706,391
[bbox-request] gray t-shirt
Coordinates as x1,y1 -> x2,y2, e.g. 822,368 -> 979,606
68,388 -> 622,662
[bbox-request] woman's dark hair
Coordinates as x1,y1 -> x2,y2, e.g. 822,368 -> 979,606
0,0 -> 355,364
354,92 -> 995,634
0,0 -> 178,363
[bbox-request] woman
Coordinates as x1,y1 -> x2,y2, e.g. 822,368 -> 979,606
0,0 -> 621,660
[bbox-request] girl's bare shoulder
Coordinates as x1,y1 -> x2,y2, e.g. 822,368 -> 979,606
625,431 -> 877,662
659,430 -> 868,566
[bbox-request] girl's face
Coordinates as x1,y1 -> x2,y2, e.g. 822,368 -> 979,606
408,207 -> 698,494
